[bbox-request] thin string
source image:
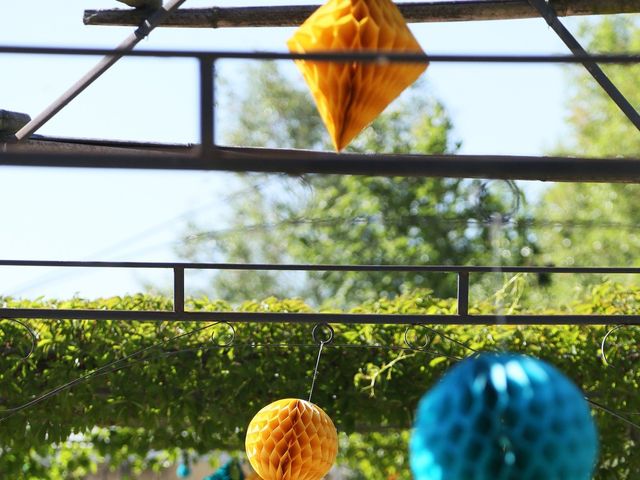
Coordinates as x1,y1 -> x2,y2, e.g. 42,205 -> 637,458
308,341 -> 325,403
587,397 -> 640,431
307,324 -> 335,402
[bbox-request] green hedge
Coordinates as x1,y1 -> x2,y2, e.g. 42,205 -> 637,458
0,282 -> 638,478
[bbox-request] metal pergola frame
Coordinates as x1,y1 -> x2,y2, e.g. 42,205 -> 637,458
81,0 -> 640,131
2,47 -> 640,182
1,1 -> 639,326
1,260 -> 638,324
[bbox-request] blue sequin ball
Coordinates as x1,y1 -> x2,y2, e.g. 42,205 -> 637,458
410,353 -> 598,480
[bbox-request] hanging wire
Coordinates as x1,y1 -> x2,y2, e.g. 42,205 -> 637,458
586,397 -> 640,431
471,180 -> 522,222
184,214 -> 640,243
6,181 -> 272,297
308,323 -> 333,402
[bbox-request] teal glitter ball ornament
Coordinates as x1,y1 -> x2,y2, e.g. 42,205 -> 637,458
176,462 -> 191,478
410,353 -> 598,480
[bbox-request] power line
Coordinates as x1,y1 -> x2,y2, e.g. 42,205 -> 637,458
184,214 -> 640,243
5,183 -> 269,296
8,202 -> 639,297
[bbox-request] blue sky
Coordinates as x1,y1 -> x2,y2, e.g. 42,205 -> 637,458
0,1 -> 592,298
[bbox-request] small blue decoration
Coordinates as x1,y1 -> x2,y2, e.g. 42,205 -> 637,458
176,462 -> 191,478
410,353 -> 598,480
204,460 -> 244,480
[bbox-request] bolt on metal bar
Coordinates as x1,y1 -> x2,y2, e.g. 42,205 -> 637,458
173,266 -> 185,314
12,0 -> 189,143
199,57 -> 215,154
457,272 -> 470,316
527,0 -> 640,132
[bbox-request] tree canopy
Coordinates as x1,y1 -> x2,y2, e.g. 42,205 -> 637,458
534,16 -> 640,277
180,63 -> 533,306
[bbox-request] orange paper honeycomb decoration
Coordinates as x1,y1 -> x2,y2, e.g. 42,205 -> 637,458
287,0 -> 428,151
245,398 -> 338,480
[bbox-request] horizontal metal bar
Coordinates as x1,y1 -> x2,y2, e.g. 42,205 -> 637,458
0,308 -> 638,325
83,0 -> 640,28
0,259 -> 639,274
2,147 -> 640,183
1,45 -> 640,64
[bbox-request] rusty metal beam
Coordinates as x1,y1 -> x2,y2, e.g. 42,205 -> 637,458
83,0 -> 640,28
3,139 -> 640,183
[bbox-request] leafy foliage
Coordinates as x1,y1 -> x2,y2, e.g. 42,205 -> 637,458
180,63 -> 533,305
1,284 -> 640,478
535,17 -> 640,277
560,16 -> 640,157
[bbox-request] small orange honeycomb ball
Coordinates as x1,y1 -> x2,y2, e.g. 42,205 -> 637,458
245,398 -> 338,480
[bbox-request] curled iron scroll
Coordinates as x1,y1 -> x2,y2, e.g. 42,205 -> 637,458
600,325 -> 632,367
312,323 -> 334,345
404,324 -> 435,351
0,318 -> 37,360
209,322 -> 236,347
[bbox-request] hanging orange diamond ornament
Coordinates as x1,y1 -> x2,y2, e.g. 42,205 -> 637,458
245,398 -> 338,480
287,0 -> 428,151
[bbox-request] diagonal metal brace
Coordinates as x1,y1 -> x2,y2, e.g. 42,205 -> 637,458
528,0 -> 640,132
12,0 -> 189,143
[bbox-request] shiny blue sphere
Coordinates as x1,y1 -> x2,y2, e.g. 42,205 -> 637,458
410,354 -> 598,480
176,463 -> 191,478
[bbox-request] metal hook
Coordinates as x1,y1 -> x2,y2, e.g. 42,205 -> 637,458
210,322 -> 236,347
312,323 -> 334,345
404,324 -> 435,351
